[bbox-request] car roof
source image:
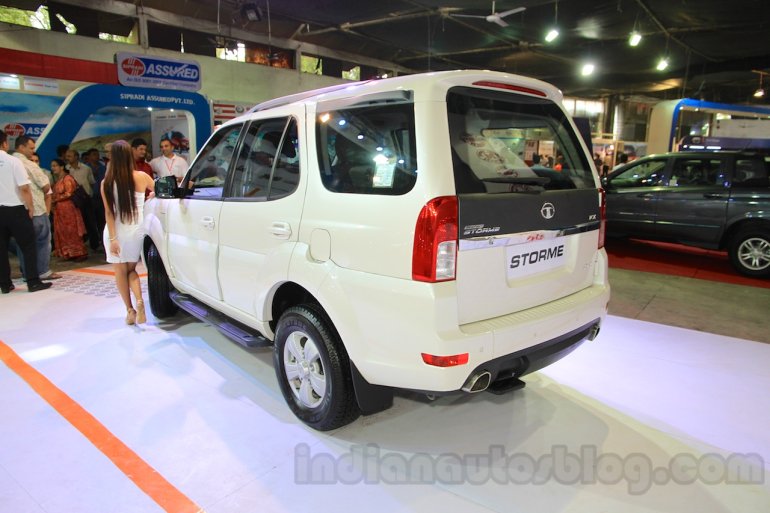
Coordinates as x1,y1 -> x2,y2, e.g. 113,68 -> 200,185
221,70 -> 565,128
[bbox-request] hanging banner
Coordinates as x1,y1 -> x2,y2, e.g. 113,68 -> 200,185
116,52 -> 201,92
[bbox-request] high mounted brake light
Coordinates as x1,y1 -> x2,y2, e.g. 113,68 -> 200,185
472,81 -> 547,97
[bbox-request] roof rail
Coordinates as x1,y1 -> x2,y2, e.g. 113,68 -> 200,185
247,81 -> 372,114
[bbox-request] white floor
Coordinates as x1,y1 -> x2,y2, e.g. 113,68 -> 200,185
1,270 -> 768,513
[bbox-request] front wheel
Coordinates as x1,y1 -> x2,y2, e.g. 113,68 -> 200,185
145,242 -> 178,318
273,304 -> 359,431
728,227 -> 770,278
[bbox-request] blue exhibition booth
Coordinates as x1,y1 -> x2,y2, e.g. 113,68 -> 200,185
36,83 -> 211,165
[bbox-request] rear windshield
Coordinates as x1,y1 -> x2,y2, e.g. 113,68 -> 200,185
447,86 -> 595,194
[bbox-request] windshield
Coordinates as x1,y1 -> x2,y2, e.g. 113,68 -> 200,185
447,87 -> 595,194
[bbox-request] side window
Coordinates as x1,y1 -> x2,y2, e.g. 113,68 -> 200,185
316,102 -> 417,195
269,119 -> 300,200
226,117 -> 300,200
609,159 -> 666,188
187,124 -> 243,199
733,158 -> 770,188
669,158 -> 725,187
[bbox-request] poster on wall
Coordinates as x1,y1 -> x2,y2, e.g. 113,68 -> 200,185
151,110 -> 191,161
0,92 -> 64,147
213,100 -> 254,125
69,106 -> 151,157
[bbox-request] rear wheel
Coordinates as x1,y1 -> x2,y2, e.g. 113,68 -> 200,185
273,304 -> 359,431
728,227 -> 770,278
146,242 -> 178,318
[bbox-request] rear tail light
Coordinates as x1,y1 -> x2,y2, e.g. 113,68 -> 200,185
598,187 -> 606,249
412,196 -> 458,282
421,353 -> 469,367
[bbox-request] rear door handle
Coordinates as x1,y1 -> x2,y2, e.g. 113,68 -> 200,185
636,192 -> 655,198
703,193 -> 726,199
270,221 -> 292,239
200,216 -> 215,230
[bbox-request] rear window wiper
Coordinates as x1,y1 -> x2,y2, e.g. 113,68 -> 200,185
481,176 -> 551,186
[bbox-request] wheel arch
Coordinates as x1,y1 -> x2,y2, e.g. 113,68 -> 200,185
268,281 -> 393,416
720,217 -> 770,250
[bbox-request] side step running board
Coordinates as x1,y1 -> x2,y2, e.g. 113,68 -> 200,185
170,291 -> 271,348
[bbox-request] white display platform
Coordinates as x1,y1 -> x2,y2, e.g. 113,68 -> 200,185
1,269 -> 768,512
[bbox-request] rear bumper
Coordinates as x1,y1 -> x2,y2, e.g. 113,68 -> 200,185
316,264 -> 609,392
462,318 -> 600,389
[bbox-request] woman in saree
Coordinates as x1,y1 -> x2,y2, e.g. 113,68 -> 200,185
51,158 -> 88,261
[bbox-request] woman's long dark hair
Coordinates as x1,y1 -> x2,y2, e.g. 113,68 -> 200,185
103,140 -> 138,224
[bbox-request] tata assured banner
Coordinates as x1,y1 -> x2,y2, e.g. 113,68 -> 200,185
116,52 -> 201,92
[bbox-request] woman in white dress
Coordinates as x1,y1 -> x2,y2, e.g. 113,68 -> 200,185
102,140 -> 155,325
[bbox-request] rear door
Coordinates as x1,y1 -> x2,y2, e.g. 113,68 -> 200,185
447,87 -> 602,324
218,109 -> 304,318
604,157 -> 668,237
653,154 -> 730,244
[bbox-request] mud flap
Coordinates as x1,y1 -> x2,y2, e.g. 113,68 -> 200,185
350,363 -> 394,415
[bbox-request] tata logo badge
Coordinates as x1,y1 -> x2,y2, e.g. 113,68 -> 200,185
541,202 -> 556,220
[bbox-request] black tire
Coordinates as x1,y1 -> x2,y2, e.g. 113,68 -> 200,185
273,304 -> 360,431
146,242 -> 178,318
728,227 -> 770,278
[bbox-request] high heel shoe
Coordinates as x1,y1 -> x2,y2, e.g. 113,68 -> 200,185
126,308 -> 136,325
136,299 -> 146,324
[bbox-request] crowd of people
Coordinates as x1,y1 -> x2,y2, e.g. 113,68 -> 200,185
1,135 -> 187,319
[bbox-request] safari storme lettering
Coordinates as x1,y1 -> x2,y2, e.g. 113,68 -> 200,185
510,244 -> 565,269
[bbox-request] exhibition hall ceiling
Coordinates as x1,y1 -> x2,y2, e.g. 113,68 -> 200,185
28,1 -> 770,103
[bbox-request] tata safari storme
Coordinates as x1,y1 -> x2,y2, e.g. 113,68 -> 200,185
144,71 -> 610,430
605,151 -> 770,277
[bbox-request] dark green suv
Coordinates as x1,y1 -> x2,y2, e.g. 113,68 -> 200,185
604,151 -> 770,278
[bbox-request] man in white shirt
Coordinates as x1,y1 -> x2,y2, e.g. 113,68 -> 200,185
64,148 -> 100,251
13,136 -> 61,281
150,139 -> 188,183
0,133 -> 52,293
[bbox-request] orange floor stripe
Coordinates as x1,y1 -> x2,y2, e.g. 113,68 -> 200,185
0,340 -> 203,513
74,268 -> 147,278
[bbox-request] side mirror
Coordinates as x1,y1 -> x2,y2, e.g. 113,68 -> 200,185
155,176 -> 179,199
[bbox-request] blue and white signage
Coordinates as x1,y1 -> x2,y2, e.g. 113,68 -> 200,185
116,52 -> 201,92
20,123 -> 47,137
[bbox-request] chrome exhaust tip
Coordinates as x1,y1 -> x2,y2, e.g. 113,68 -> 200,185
462,371 -> 492,393
588,322 -> 601,341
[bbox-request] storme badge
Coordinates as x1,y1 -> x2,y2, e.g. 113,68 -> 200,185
116,53 -> 202,92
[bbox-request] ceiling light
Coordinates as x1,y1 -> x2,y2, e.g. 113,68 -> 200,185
545,0 -> 559,43
581,63 -> 595,76
629,31 -> 642,47
656,57 -> 669,71
753,70 -> 766,99
545,29 -> 559,42
240,2 -> 262,22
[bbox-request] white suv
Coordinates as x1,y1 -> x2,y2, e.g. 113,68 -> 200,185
144,70 -> 610,431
